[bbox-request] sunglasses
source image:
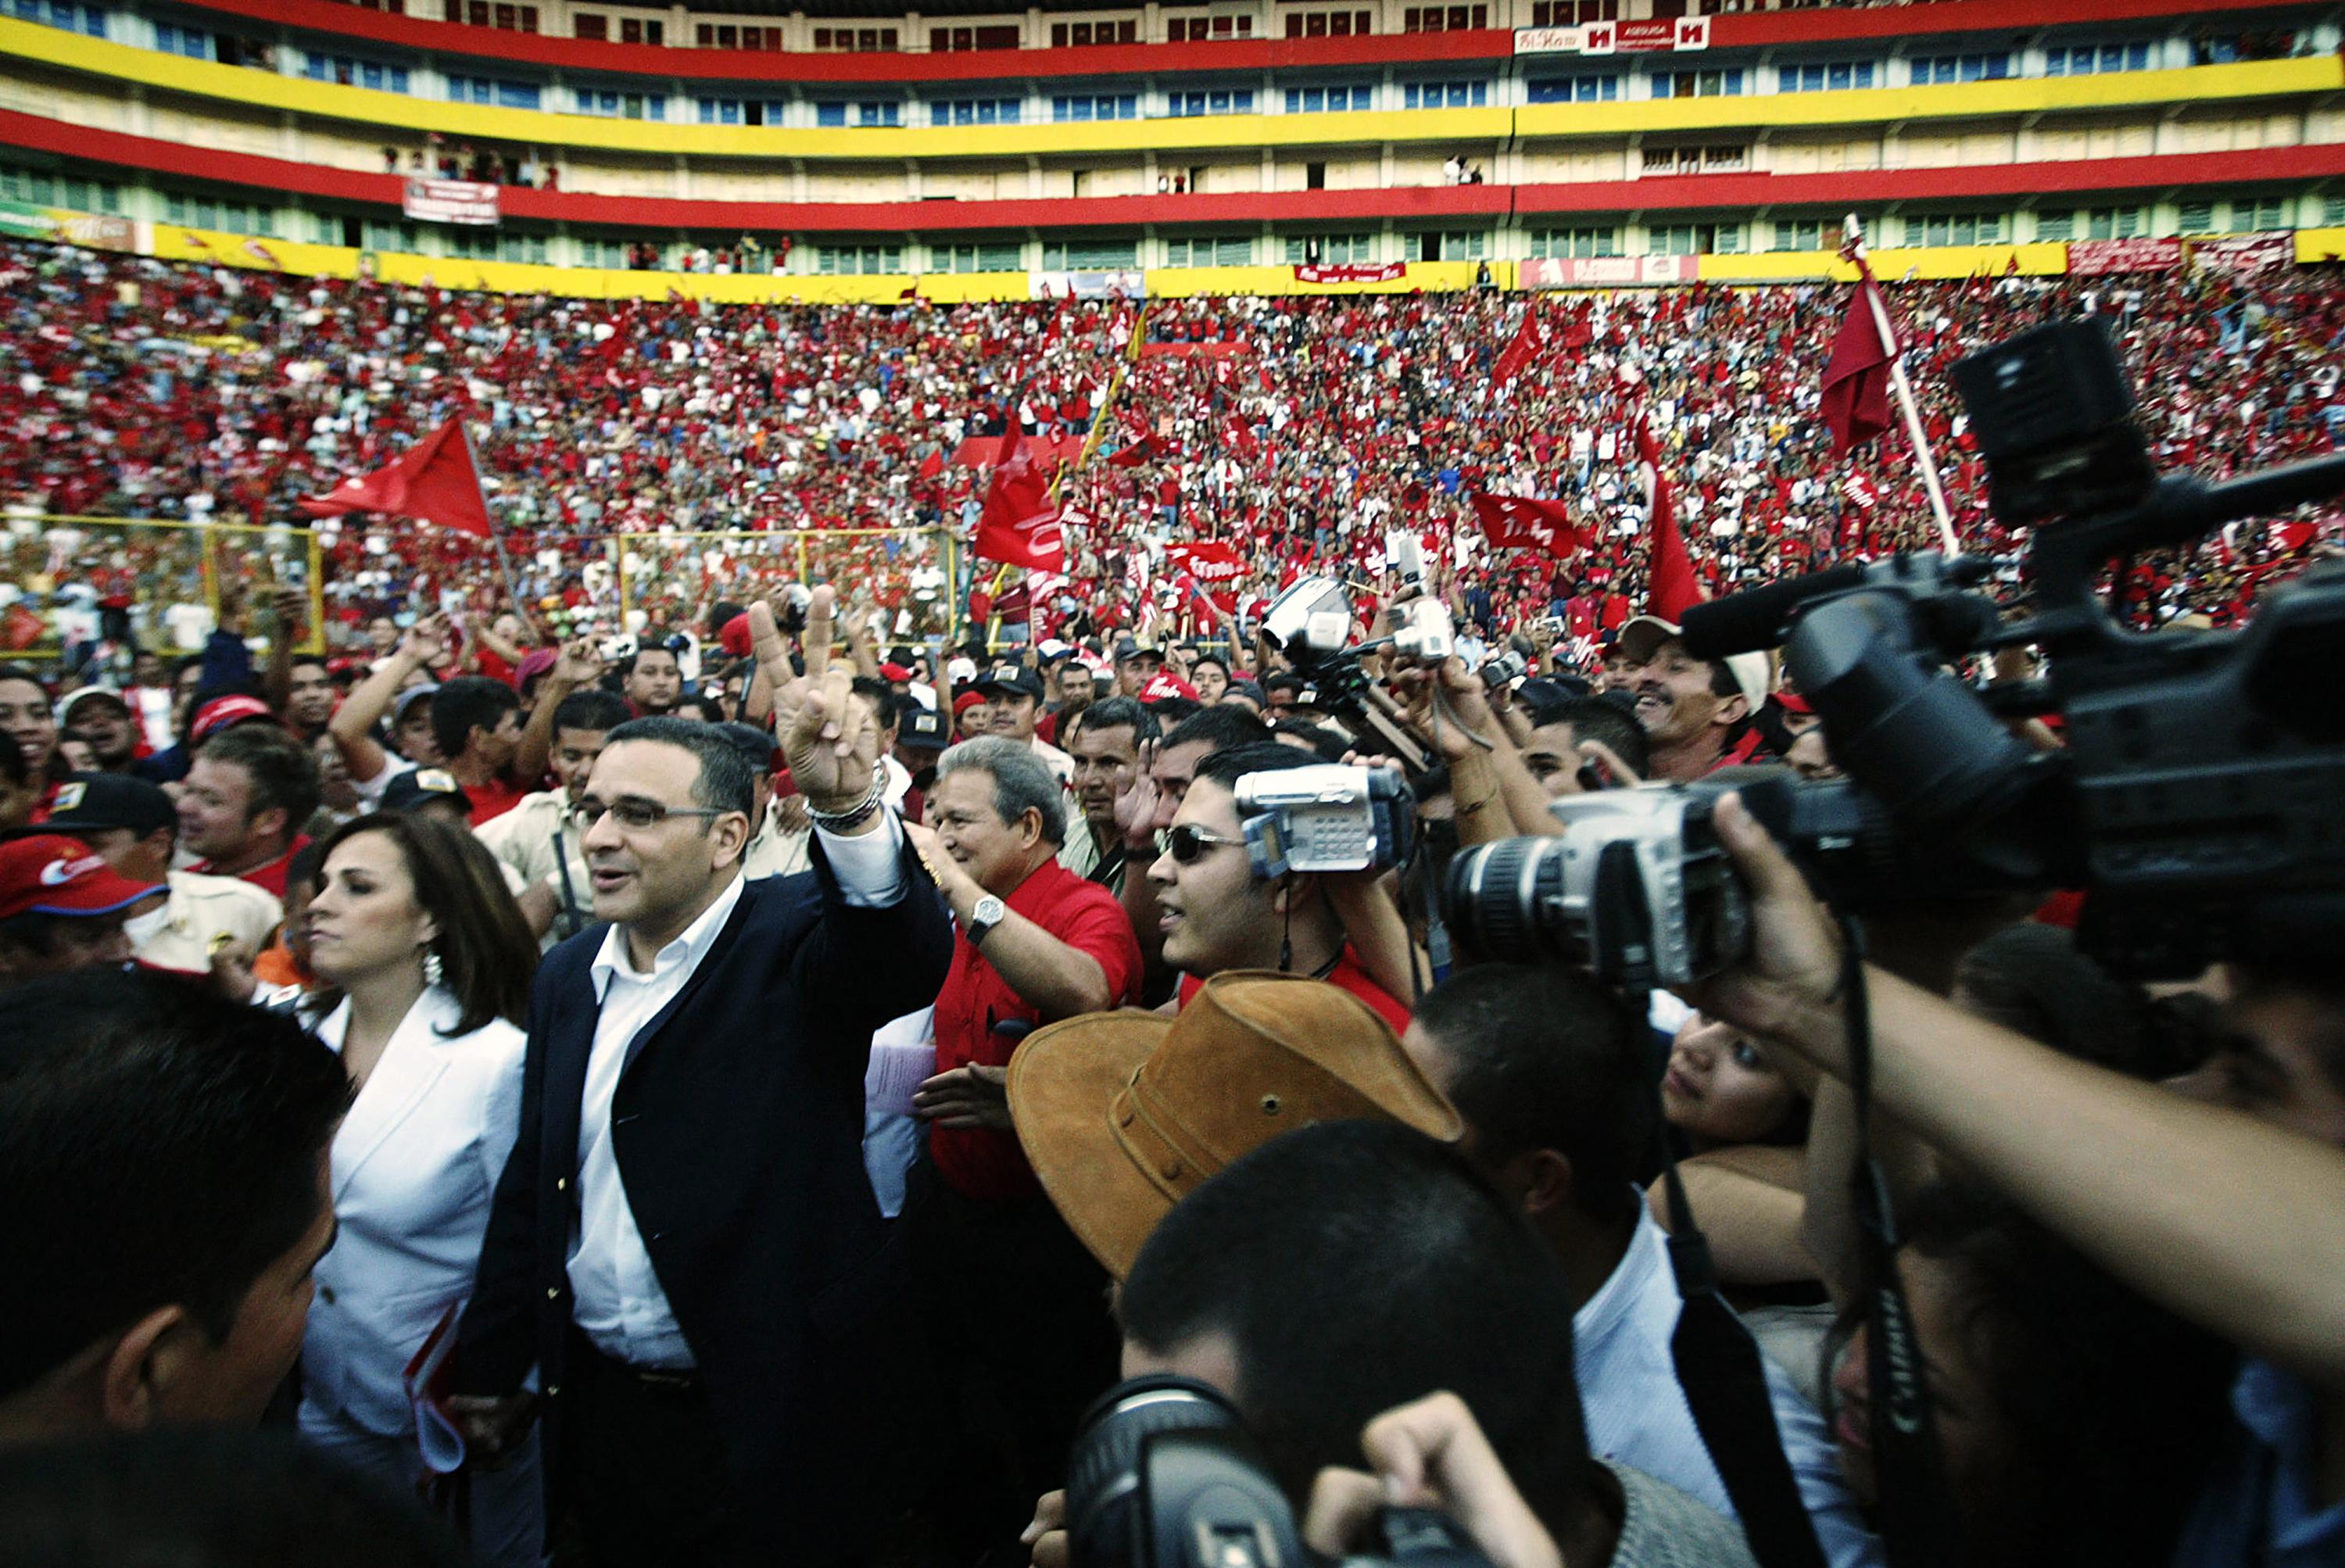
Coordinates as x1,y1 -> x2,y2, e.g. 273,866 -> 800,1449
1165,823 -> 1248,865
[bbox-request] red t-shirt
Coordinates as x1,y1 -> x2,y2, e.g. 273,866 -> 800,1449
193,834 -> 312,900
931,858 -> 1143,1201
465,773 -> 532,825
1176,945 -> 1412,1034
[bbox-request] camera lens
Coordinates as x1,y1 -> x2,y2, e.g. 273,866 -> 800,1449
1064,1375 -> 1247,1568
1441,837 -> 1584,967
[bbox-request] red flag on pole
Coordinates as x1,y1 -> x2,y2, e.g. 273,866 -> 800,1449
973,424 -> 1066,571
298,417 -> 493,538
1819,274 -> 1897,456
1634,414 -> 1704,622
1491,308 -> 1556,391
1468,492 -> 1581,556
1108,432 -> 1157,468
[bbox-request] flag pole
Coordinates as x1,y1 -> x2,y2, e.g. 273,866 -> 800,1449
458,422 -> 541,639
1841,215 -> 1961,559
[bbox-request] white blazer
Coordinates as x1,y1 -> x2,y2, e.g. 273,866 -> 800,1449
302,986 -> 527,1437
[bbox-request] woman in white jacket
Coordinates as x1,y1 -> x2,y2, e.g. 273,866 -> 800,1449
298,811 -> 542,1567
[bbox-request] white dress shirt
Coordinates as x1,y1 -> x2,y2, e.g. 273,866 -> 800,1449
1575,1201 -> 1881,1568
567,817 -> 908,1369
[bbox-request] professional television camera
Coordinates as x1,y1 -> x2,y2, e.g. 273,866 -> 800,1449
1445,317 -> 2345,984
1064,1375 -> 1491,1568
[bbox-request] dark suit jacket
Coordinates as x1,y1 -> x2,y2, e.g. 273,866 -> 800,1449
456,832 -> 954,1553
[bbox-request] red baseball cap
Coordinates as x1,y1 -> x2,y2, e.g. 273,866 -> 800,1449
1140,671 -> 1200,703
189,695 -> 280,744
0,835 -> 163,922
718,612 -> 754,658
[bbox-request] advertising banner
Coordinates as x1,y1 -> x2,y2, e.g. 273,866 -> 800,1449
1520,255 -> 1698,288
1293,261 -> 1407,284
2068,237 -> 2182,276
402,178 -> 500,227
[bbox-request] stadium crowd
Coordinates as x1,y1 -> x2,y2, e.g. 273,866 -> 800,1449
0,228 -> 2342,1568
2,238 -> 2340,669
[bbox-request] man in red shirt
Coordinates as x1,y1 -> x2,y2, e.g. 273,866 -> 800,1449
177,725 -> 318,900
1151,743 -> 1412,1032
899,733 -> 1141,1563
428,675 -> 538,825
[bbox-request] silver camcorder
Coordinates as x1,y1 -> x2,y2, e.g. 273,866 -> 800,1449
1444,786 -> 1753,988
1234,764 -> 1413,878
1391,598 -> 1454,662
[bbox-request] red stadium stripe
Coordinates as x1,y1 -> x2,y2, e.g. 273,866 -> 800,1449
4,107 -> 2336,235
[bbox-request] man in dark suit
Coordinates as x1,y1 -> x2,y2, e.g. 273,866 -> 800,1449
449,589 -> 954,1565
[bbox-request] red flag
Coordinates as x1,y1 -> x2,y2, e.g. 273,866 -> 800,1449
1224,417 -> 1258,460
1840,473 -> 1880,512
1468,492 -> 1580,556
1108,433 -> 1157,468
298,417 -> 492,539
918,449 -> 945,481
1491,308 -> 1556,391
1634,415 -> 1703,622
973,424 -> 1065,571
1820,274 -> 1897,456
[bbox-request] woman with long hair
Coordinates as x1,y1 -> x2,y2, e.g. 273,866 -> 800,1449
295,811 -> 542,1567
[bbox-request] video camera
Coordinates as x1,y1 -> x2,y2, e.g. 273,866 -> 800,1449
1065,1375 -> 1491,1568
1257,576 -> 1443,772
1445,317 -> 2345,983
1236,764 -> 1413,878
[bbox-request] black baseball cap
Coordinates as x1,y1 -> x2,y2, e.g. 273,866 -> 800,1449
973,662 -> 1046,702
10,773 -> 176,839
899,708 -> 951,750
381,768 -> 470,814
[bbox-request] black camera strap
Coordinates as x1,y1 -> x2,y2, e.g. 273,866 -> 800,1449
1836,916 -> 1962,1568
1645,1000 -> 1828,1568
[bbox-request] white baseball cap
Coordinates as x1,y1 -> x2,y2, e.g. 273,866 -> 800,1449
1614,615 -> 1770,717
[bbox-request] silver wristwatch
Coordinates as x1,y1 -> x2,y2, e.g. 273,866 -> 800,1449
966,894 -> 1008,947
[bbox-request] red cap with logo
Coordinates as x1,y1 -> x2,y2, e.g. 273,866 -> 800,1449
1140,671 -> 1200,704
189,695 -> 280,745
0,835 -> 163,922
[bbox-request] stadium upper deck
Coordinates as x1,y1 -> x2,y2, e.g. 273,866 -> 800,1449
0,0 -> 2339,289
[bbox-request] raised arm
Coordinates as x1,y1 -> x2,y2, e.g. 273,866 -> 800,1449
511,637 -> 600,790
330,614 -> 449,782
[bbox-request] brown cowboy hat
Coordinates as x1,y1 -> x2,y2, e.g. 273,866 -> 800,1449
1008,971 -> 1462,1279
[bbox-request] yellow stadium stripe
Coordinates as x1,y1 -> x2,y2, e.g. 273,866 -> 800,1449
9,20 -> 2335,162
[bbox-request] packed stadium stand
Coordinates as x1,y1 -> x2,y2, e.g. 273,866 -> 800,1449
0,0 -> 2340,649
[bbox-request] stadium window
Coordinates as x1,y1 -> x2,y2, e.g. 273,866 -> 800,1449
2176,201 -> 2216,234
2083,206 -> 2146,240
1400,6 -> 1490,30
31,1 -> 102,34
1527,227 -> 1620,259
1166,13 -> 1255,40
1529,0 -> 1617,21
152,23 -> 213,59
2325,195 -> 2345,227
2231,197 -> 2293,231
617,17 -> 661,45
1414,231 -> 1486,261
2032,210 -> 2075,242
363,220 -> 421,252
932,25 -> 1021,50
1284,233 -> 1376,263
1702,145 -> 1747,170
1284,10 -> 1373,38
1162,236 -> 1257,267
1051,20 -> 1139,45
313,54 -> 413,92
1042,240 -> 1139,269
575,13 -> 604,38
1905,212 -> 2007,246
575,88 -> 663,120
1656,69 -> 1745,98
1403,81 -> 1490,110
932,97 -> 1023,126
1909,53 -> 2010,85
453,75 -> 539,110
2044,41 -> 2154,77
1284,84 -> 1375,114
1051,95 -> 1139,122
932,242 -> 1025,273
1645,224 -> 1707,256
1778,61 -> 1874,92
1165,89 -> 1255,116
163,194 -> 277,238
1527,75 -> 1620,103
576,237 -> 635,268
816,245 -> 904,275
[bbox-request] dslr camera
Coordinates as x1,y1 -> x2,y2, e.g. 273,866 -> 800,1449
1445,317 -> 2345,985
1237,765 -> 1413,878
1065,1375 -> 1491,1568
